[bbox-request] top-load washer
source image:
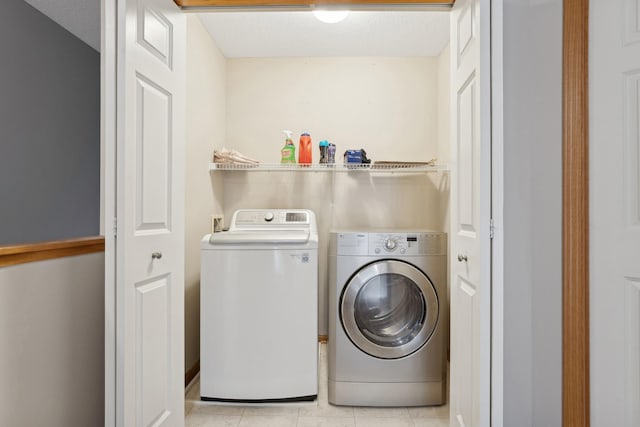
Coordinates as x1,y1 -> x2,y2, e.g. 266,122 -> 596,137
328,230 -> 447,407
200,209 -> 318,402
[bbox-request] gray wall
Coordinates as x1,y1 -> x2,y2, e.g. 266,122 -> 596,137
0,253 -> 105,426
0,0 -> 100,245
502,0 -> 562,425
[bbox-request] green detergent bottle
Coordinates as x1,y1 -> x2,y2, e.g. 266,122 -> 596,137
281,130 -> 296,164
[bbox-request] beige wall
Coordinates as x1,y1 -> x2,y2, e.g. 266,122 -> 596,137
0,254 -> 104,426
436,44 -> 451,304
437,44 -> 451,166
220,56 -> 450,334
184,15 -> 226,375
226,56 -> 440,163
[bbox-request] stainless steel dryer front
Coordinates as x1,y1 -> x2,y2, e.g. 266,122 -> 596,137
328,230 -> 447,407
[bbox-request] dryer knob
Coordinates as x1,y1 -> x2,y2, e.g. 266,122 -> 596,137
264,212 -> 274,222
384,239 -> 397,251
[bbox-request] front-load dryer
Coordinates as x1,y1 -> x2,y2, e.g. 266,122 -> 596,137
328,230 -> 447,407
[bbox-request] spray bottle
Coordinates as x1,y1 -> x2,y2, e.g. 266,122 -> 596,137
281,130 -> 296,164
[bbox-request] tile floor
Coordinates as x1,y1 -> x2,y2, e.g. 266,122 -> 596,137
185,344 -> 449,427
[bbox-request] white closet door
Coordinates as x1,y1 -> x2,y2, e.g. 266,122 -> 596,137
116,0 -> 185,425
449,0 -> 492,425
591,0 -> 640,425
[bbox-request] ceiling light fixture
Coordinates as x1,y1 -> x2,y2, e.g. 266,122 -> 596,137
312,9 -> 350,24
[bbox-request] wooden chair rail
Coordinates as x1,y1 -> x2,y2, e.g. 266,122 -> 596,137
0,236 -> 105,268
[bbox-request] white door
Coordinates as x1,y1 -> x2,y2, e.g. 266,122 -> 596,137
590,0 -> 640,425
449,0 -> 491,425
115,0 -> 185,425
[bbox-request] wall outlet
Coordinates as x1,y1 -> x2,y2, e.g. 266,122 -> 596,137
211,215 -> 224,233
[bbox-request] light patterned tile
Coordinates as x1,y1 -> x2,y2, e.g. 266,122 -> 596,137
186,379 -> 201,401
189,403 -> 245,416
242,405 -> 300,416
319,345 -> 328,374
185,342 -> 452,427
297,416 -> 356,427
318,381 -> 329,401
185,414 -> 241,427
185,399 -> 195,417
354,407 -> 411,418
354,417 -> 414,427
238,415 -> 297,427
319,370 -> 328,387
407,405 -> 449,419
412,418 -> 450,427
299,401 -> 355,418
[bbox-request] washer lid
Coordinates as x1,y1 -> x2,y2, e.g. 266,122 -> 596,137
340,260 -> 439,359
204,209 -> 318,248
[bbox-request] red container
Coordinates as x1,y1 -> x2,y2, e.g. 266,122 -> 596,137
298,133 -> 312,164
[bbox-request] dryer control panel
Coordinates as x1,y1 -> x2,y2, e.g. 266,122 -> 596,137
335,231 -> 446,256
370,233 -> 446,256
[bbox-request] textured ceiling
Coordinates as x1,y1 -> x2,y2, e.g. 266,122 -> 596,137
21,1 -> 450,58
198,11 -> 450,58
23,0 -> 100,51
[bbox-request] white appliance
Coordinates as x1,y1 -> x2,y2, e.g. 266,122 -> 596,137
200,209 -> 318,402
328,230 -> 447,407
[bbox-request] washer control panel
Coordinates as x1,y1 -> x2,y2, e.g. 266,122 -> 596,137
232,210 -> 310,227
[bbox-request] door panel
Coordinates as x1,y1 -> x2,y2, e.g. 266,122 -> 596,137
138,5 -> 173,66
455,1 -> 474,67
457,72 -> 477,237
136,275 -> 172,426
591,0 -> 640,425
624,277 -> 640,425
135,75 -> 172,232
624,71 -> 640,226
623,0 -> 640,45
454,275 -> 476,427
117,0 -> 185,425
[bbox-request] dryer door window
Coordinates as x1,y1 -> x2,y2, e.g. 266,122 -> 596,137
341,260 -> 438,359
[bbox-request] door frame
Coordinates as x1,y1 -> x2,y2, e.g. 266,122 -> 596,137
102,0 -> 589,425
562,0 -> 589,425
102,0 -> 117,425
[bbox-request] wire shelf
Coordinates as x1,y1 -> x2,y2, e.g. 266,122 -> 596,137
208,163 -> 449,173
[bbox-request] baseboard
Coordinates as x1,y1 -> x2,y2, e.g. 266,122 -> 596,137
185,360 -> 200,387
